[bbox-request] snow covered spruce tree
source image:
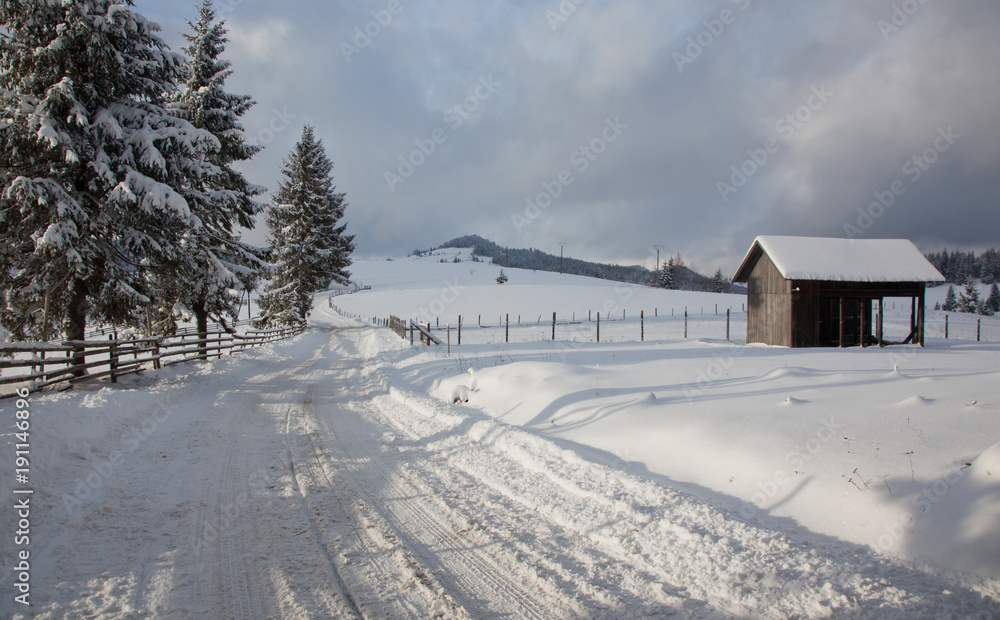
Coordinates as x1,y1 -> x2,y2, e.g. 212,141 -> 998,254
713,268 -> 725,293
943,285 -> 957,312
0,2 -> 217,367
256,126 -> 354,327
987,282 -> 1000,315
957,278 -> 987,315
157,0 -> 267,339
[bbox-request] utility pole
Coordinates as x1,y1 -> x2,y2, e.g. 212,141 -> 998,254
558,242 -> 566,275
652,244 -> 664,287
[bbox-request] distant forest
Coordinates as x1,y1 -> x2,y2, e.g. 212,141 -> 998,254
925,248 -> 1000,284
428,235 -> 746,293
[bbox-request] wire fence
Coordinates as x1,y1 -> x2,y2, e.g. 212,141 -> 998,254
332,295 -> 1000,348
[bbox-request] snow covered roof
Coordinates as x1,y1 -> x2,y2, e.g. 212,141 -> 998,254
733,236 -> 945,283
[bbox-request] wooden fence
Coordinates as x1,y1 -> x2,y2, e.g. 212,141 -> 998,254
0,324 -> 304,396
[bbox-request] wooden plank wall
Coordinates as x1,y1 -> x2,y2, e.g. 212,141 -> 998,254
746,253 -> 792,347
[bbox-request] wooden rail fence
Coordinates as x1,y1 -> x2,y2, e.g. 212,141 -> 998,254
0,324 -> 304,396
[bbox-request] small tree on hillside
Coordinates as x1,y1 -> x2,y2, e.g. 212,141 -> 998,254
496,270 -> 509,284
987,282 -> 1000,315
713,268 -> 725,293
660,257 -> 675,289
942,285 -> 957,312
957,278 -> 984,314
256,126 -> 354,327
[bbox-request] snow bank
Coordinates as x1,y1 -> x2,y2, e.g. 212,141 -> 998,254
423,339 -> 1000,582
909,441 -> 1000,577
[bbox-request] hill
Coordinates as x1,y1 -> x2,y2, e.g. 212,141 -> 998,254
426,235 -> 745,293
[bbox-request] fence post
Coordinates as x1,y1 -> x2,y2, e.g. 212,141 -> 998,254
641,310 -> 644,342
506,314 -> 509,343
684,309 -> 688,339
109,334 -> 118,384
552,312 -> 556,341
447,324 -> 451,356
978,319 -> 981,342
597,312 -> 601,342
458,315 -> 462,345
945,315 -> 949,339
727,309 -> 730,341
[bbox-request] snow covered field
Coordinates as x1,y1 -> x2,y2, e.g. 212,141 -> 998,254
2,250 -> 999,617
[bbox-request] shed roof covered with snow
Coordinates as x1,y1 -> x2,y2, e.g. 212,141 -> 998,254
733,236 -> 942,348
733,236 -> 945,284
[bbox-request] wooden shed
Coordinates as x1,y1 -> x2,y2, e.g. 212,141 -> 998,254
732,236 -> 945,348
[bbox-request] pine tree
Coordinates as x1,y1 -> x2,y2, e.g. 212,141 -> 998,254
660,257 -> 676,290
0,1 -> 217,368
943,286 -> 957,312
987,283 -> 1000,315
496,270 -> 508,284
162,0 -> 267,340
713,268 -> 725,293
957,278 -> 981,314
256,126 -> 354,327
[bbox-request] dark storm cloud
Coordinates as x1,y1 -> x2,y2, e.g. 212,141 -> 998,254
139,0 -> 1000,275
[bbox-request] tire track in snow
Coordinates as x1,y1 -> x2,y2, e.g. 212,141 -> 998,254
364,388 -> 702,617
318,329 -> 690,617
281,390 -> 363,618
290,370 -> 472,618
317,390 -> 560,619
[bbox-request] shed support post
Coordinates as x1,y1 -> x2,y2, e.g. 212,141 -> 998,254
878,298 -> 885,348
860,299 -> 867,348
839,297 -> 845,348
918,289 -> 926,347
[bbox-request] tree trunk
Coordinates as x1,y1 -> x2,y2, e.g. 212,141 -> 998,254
66,279 -> 89,377
194,299 -> 209,358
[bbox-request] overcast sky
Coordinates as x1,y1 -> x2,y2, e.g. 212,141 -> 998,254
140,0 -> 1000,276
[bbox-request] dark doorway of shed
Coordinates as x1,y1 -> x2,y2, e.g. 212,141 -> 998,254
818,297 -> 874,347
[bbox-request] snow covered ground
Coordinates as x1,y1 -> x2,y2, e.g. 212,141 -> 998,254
1,250 -> 999,618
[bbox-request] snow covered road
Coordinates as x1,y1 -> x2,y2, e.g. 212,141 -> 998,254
3,311 -> 999,618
